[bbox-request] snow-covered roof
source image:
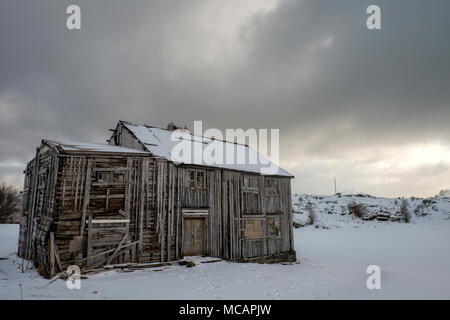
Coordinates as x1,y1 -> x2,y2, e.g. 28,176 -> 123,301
46,139 -> 148,154
122,123 -> 293,177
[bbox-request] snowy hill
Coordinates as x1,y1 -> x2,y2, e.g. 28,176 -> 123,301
292,192 -> 450,229
438,189 -> 450,198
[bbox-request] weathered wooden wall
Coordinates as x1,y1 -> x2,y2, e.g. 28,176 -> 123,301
18,139 -> 295,278
18,143 -> 59,272
175,167 -> 294,260
110,122 -> 295,261
53,155 -> 152,269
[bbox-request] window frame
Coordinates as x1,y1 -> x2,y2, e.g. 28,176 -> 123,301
243,219 -> 265,238
185,169 -> 206,190
94,171 -> 125,184
264,177 -> 282,214
267,216 -> 282,237
242,175 -> 261,214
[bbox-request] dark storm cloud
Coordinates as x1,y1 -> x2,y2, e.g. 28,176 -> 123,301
0,0 -> 449,196
239,0 -> 450,143
0,0 -> 193,161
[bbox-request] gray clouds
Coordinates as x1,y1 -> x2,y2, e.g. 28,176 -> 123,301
1,0 -> 449,196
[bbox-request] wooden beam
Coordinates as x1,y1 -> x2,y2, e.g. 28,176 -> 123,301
138,159 -> 147,256
50,232 -> 55,277
89,194 -> 125,200
80,159 -> 92,235
87,216 -> 93,268
83,241 -> 139,262
74,158 -> 81,212
91,182 -> 126,187
106,234 -> 128,265
85,219 -> 130,224
52,235 -> 62,272
92,167 -> 131,172
105,188 -> 110,212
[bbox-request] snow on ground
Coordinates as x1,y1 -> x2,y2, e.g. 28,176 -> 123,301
292,192 -> 450,228
1,192 -> 450,299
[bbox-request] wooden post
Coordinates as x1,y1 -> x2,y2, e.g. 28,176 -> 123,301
105,188 -> 110,212
87,216 -> 93,268
124,158 -> 132,220
138,159 -> 148,258
288,180 -> 295,252
53,239 -> 62,272
74,158 -> 81,212
50,232 -> 55,277
80,159 -> 92,235
106,234 -> 128,265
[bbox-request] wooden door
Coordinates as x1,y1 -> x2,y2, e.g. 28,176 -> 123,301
183,218 -> 205,256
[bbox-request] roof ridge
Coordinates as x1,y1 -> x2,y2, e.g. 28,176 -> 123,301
122,121 -> 249,147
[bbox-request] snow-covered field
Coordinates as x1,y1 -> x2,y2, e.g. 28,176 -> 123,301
1,192 -> 450,299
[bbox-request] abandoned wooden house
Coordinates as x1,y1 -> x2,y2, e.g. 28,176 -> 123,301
18,121 -> 295,277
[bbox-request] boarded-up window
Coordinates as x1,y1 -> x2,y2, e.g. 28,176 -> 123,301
267,217 -> 281,237
265,178 -> 279,192
197,171 -> 205,188
186,170 -> 206,189
244,219 -> 264,238
95,171 -> 124,183
187,170 -> 196,188
184,169 -> 208,207
244,176 -> 259,188
243,175 -> 260,214
96,172 -> 108,182
265,178 -> 281,213
114,173 -> 124,182
243,191 -> 259,213
69,236 -> 86,254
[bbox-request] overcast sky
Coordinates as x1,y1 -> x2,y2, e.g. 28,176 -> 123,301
1,0 -> 449,197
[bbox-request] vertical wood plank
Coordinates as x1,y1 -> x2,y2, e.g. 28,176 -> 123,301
80,159 -> 92,235
87,216 -> 93,268
49,232 -> 55,276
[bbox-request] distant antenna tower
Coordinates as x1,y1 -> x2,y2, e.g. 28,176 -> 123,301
334,177 -> 337,194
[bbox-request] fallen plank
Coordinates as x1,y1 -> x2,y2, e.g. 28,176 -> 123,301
83,260 -> 180,275
199,259 -> 222,264
127,262 -> 172,269
106,234 -> 128,265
